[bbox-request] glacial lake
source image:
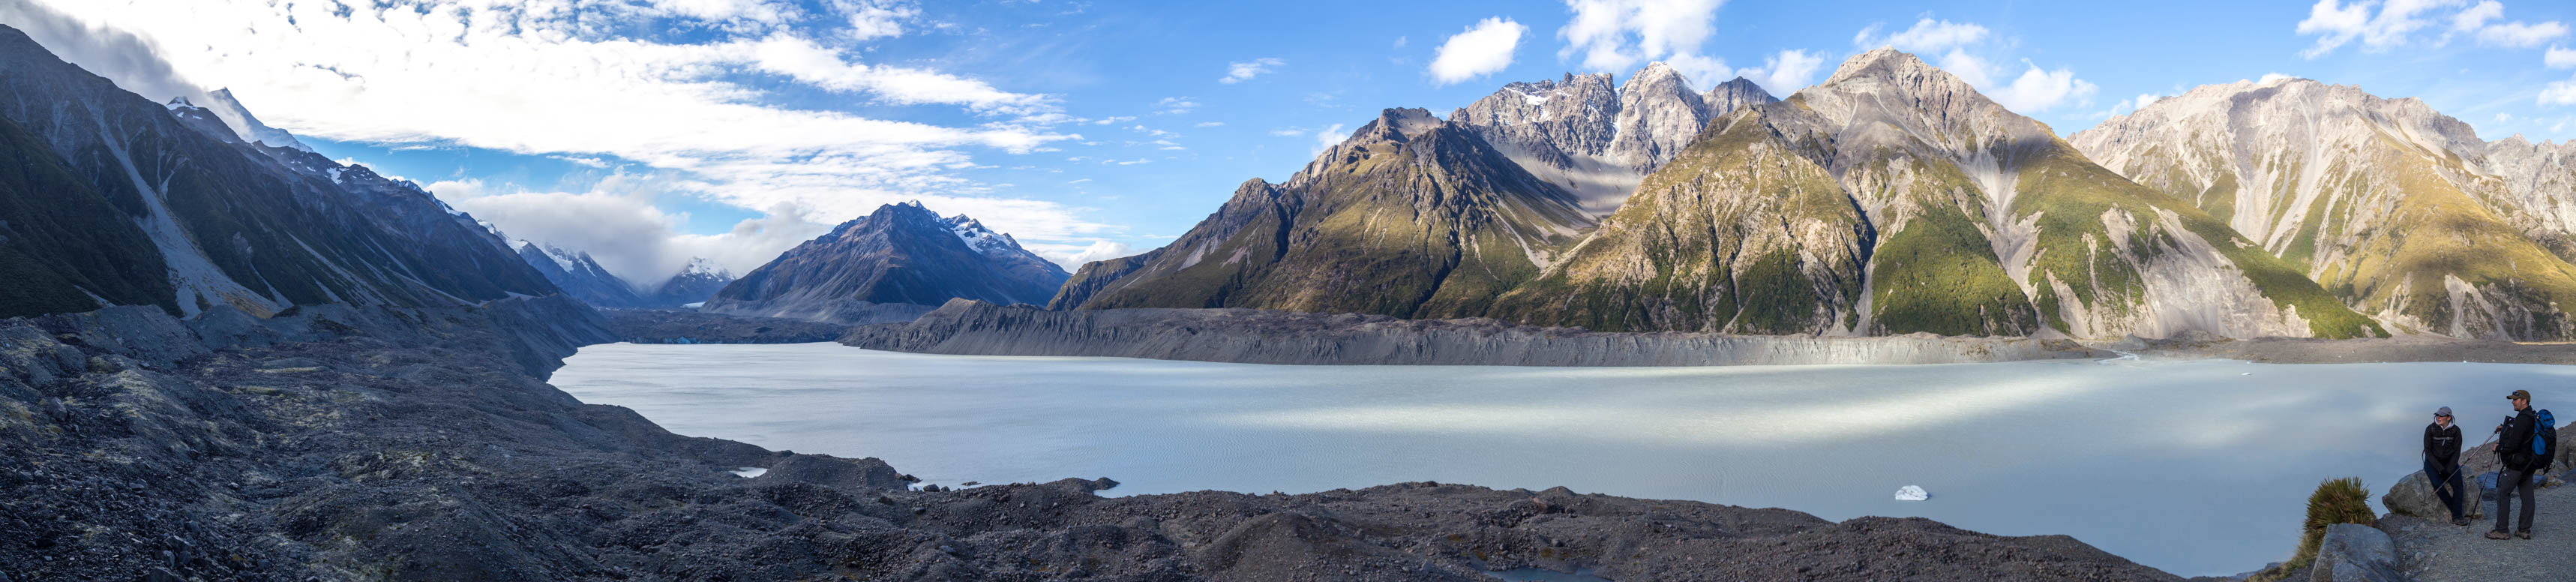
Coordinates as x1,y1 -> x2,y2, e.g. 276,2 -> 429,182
550,342 -> 2575,577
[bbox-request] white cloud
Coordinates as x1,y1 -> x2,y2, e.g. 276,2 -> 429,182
1063,240 -> 1135,266
1661,53 -> 1734,90
2299,0 -> 2567,57
2260,72 -> 2297,84
2479,20 -> 2569,47
1194,121 -> 1225,128
1558,0 -> 1724,72
1220,57 -> 1283,84
1091,116 -> 1137,125
1312,123 -> 1348,154
1431,16 -> 1528,86
2498,112 -> 2515,122
1984,61 -> 2098,113
433,175 -> 826,281
1067,178 -> 1092,184
2544,78 -> 2576,105
1852,18 -> 1989,52
1736,49 -> 1823,94
1156,97 -> 1198,115
2094,92 -> 2165,118
2552,46 -> 2576,68
4,0 -> 1121,268
1270,128 -> 1306,136
838,0 -> 919,41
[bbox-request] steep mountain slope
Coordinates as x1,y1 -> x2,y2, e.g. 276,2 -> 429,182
702,201 -> 1068,323
1448,63 -> 1776,214
2478,136 -> 2576,259
516,242 -> 647,308
1490,49 -> 2380,338
1053,108 -> 1595,317
2073,79 -> 2576,339
0,24 -> 558,319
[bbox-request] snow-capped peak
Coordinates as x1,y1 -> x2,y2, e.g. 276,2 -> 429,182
192,88 -> 314,153
164,96 -> 198,111
942,214 -> 1016,256
679,256 -> 730,278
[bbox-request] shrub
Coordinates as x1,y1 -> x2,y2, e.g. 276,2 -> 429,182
2252,477 -> 2375,582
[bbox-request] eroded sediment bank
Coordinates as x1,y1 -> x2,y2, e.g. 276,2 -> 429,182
841,299 -> 2111,366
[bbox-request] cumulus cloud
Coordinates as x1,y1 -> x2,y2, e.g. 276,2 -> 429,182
433,175 -> 827,284
838,0 -> 918,41
1430,16 -> 1528,86
2551,46 -> 2576,68
2545,78 -> 2576,105
1062,240 -> 1135,266
1852,18 -> 1989,52
8,0 -> 1118,270
2299,0 -> 2567,57
1983,61 -> 2098,113
1220,57 -> 1283,84
2260,72 -> 2298,84
1558,0 -> 1724,72
1735,49 -> 1823,94
1312,123 -> 1348,154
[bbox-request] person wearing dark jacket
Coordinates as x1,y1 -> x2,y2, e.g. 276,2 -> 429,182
2425,406 -> 2467,526
2489,389 -> 2542,540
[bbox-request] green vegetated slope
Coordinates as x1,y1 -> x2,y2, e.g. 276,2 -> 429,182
1072,108 -> 1595,319
1071,50 -> 2388,339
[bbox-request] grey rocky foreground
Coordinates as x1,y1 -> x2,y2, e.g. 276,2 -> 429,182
0,298 -> 2202,580
843,299 -> 2111,366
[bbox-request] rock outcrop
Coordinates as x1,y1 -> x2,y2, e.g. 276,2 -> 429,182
2074,78 -> 2576,340
850,299 -> 2107,366
2382,470 -> 2484,520
2309,524 -> 2404,582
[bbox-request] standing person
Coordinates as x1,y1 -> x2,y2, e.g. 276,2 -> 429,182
2425,406 -> 2467,526
2489,390 -> 2542,540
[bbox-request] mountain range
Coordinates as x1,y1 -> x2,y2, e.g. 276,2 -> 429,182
0,25 -> 560,320
701,201 -> 1069,324
1053,50 -> 2421,340
513,242 -> 735,309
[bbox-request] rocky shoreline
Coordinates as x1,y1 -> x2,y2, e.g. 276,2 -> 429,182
840,300 -> 2112,366
0,299 -> 2223,580
600,308 -> 849,344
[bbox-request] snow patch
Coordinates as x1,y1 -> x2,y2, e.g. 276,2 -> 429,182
730,467 -> 768,478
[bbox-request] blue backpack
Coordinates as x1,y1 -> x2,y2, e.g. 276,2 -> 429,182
2535,410 -> 2558,470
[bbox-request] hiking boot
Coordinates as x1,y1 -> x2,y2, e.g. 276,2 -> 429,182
2518,531 -> 2533,540
2488,530 -> 2514,540
2452,518 -> 2472,526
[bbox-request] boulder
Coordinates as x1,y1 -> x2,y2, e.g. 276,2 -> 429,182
2382,470 -> 2483,519
2309,524 -> 2403,582
754,454 -> 910,490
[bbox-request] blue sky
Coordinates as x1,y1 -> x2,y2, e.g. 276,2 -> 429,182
12,0 -> 2576,283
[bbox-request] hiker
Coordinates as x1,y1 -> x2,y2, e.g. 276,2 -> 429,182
2425,406 -> 2467,526
2489,389 -> 2544,540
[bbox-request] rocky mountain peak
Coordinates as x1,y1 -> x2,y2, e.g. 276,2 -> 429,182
1823,47 -> 1940,86
1704,76 -> 1777,112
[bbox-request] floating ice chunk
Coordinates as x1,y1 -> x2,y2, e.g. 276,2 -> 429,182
731,466 -> 768,478
1894,484 -> 1928,501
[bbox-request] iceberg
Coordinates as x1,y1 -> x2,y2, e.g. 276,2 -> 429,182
1894,485 -> 1929,501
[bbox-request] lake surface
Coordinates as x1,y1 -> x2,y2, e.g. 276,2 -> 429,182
550,342 -> 2575,577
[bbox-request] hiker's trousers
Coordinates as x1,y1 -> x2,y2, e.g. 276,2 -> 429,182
2428,463 -> 2465,520
2495,467 -> 2539,533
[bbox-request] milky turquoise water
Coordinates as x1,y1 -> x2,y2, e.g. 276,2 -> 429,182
549,342 -> 2575,576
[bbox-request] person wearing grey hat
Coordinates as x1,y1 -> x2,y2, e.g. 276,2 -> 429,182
2424,406 -> 2467,526
2488,389 -> 2541,540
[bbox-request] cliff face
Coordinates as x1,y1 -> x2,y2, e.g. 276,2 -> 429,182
702,201 -> 1067,324
2075,80 -> 2576,340
1447,63 -> 1777,214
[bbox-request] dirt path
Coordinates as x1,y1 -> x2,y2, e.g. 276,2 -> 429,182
2386,479 -> 2576,582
